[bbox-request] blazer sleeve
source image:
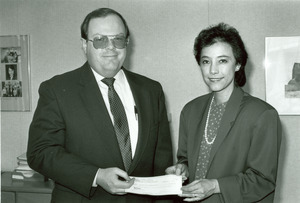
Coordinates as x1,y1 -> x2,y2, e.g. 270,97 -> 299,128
177,108 -> 189,166
27,81 -> 98,198
218,109 -> 282,202
153,84 -> 173,175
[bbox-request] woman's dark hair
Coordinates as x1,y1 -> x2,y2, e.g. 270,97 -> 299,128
80,8 -> 130,40
193,22 -> 248,87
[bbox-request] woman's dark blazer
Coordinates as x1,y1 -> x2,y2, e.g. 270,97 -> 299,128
177,87 -> 282,203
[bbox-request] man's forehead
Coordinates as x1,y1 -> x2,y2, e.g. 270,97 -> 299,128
88,15 -> 126,36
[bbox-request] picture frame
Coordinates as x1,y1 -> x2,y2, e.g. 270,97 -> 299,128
265,36 -> 300,115
0,35 -> 31,111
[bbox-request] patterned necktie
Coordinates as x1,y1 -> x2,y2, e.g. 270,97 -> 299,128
102,78 -> 132,171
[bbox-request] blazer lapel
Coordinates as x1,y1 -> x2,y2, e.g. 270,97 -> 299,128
190,95 -> 213,181
78,63 -> 124,166
208,87 -> 244,170
123,69 -> 151,174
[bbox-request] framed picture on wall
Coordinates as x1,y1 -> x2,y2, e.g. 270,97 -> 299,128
0,35 -> 31,111
265,36 -> 300,115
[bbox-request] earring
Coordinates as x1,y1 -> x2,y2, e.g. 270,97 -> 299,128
235,65 -> 241,71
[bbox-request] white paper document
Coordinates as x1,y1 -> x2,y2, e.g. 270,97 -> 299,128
125,174 -> 182,196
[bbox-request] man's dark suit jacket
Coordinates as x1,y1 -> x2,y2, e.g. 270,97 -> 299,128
177,87 -> 282,203
27,62 -> 173,202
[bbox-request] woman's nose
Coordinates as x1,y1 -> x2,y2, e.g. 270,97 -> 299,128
210,63 -> 219,74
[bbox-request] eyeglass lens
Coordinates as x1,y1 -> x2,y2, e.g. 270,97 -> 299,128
92,36 -> 127,49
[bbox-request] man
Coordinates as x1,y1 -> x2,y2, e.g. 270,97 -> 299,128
7,65 -> 17,80
27,8 -> 173,202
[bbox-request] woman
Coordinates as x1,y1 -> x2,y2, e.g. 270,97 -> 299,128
166,23 -> 282,202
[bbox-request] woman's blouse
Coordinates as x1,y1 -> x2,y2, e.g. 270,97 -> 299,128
195,100 -> 227,180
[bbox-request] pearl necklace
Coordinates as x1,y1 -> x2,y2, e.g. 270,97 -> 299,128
204,96 -> 216,145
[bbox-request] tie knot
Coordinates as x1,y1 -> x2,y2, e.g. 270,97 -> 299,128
102,78 -> 115,87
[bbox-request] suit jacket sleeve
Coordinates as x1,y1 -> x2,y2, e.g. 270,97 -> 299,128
27,80 -> 98,198
153,84 -> 173,175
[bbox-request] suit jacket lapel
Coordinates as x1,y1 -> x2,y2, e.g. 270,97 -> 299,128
208,87 -> 244,170
123,69 -> 150,174
78,63 -> 124,166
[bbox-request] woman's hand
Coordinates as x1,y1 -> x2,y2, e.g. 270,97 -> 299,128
179,179 -> 220,202
165,163 -> 189,181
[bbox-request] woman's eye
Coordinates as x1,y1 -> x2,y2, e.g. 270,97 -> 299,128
219,59 -> 227,63
201,60 -> 210,64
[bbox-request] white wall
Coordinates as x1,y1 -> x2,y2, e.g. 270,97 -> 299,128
1,0 -> 300,202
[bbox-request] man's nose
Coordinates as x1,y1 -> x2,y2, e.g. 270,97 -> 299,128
106,38 -> 115,49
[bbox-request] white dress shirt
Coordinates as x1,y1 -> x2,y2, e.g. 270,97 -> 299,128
91,68 -> 139,156
91,68 -> 139,187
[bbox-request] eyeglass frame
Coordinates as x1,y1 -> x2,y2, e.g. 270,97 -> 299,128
86,34 -> 129,49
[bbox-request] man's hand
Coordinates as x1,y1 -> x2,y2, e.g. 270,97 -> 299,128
96,167 -> 134,195
179,179 -> 220,202
165,163 -> 189,181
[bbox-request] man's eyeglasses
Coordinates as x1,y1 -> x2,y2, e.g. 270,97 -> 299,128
87,35 -> 128,49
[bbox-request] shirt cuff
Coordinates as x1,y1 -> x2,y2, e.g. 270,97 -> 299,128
92,168 -> 101,187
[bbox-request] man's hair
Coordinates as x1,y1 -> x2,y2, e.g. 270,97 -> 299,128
193,22 -> 248,87
81,8 -> 130,40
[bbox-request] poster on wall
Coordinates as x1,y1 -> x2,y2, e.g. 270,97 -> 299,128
0,35 -> 31,111
265,36 -> 300,115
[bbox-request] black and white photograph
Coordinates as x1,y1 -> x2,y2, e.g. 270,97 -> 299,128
1,47 -> 21,63
1,1 -> 300,203
0,35 -> 30,111
5,64 -> 18,80
1,80 -> 22,97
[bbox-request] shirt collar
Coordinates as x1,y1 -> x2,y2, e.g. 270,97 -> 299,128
91,68 -> 126,85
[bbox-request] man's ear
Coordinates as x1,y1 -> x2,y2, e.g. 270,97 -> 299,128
81,38 -> 87,54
